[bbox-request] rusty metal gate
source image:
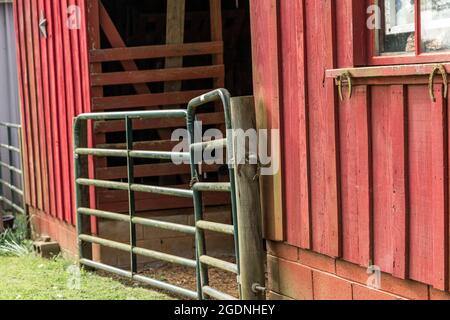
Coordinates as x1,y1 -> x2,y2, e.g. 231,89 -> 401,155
74,89 -> 240,300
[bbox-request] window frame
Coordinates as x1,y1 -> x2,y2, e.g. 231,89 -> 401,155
368,0 -> 450,65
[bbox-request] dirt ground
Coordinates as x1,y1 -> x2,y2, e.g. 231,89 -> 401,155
97,256 -> 240,299
142,262 -> 239,299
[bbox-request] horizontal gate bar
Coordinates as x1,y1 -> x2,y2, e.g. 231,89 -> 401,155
76,179 -> 194,198
0,122 -> 21,129
133,247 -> 196,268
0,179 -> 24,196
75,148 -> 190,161
0,196 -> 25,215
0,162 -> 22,175
133,274 -> 198,300
79,235 -> 196,268
76,109 -> 187,121
78,207 -> 129,222
130,150 -> 189,161
75,148 -> 128,157
190,138 -> 227,151
78,208 -> 196,235
132,217 -> 196,235
202,286 -> 238,301
199,255 -> 238,274
193,183 -> 231,192
0,144 -> 20,153
196,220 -> 234,235
80,259 -> 198,300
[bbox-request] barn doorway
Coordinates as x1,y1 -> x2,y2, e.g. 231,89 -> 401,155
86,0 -> 253,298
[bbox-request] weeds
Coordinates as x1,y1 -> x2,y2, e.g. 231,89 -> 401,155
0,214 -> 33,257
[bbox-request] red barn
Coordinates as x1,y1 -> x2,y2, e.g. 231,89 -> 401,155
252,0 -> 450,300
12,0 -> 450,300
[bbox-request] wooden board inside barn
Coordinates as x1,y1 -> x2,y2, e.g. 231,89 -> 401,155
87,0 -> 253,217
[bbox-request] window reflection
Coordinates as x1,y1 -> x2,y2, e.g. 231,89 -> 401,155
421,0 -> 450,53
377,0 -> 416,55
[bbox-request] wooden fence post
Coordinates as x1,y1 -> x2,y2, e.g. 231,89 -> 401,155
231,96 -> 266,300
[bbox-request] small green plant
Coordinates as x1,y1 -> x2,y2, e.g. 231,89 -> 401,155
0,214 -> 33,257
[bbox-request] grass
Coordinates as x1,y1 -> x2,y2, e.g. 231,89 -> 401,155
0,214 -> 33,257
0,255 -> 173,300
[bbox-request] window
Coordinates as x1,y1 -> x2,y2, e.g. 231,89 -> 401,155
372,0 -> 450,64
421,0 -> 450,52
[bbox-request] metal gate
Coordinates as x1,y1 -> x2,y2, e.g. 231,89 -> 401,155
0,122 -> 26,217
74,89 -> 240,300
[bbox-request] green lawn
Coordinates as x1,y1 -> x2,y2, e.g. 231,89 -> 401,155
0,255 -> 172,300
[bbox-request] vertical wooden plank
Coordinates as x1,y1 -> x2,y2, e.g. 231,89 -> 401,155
408,85 -> 436,285
372,86 -> 393,274
24,0 -> 43,210
209,0 -> 224,88
68,0 -> 85,224
60,0 -> 76,224
390,85 -> 408,279
448,87 -> 450,292
305,0 -> 340,257
279,0 -> 311,249
339,85 -> 372,266
45,0 -> 64,219
372,85 -> 407,277
52,0 -> 72,221
77,0 -> 96,230
249,0 -> 284,241
431,86 -> 448,291
77,0 -> 91,114
13,0 -> 33,207
37,0 -> 56,217
87,0 -> 105,235
31,0 -> 50,214
164,0 -> 185,84
335,0 -> 367,68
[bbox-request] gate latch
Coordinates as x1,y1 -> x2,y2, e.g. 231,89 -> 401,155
429,64 -> 448,102
336,71 -> 353,101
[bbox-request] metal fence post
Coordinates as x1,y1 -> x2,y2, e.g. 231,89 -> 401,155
7,126 -> 16,216
73,118 -> 93,261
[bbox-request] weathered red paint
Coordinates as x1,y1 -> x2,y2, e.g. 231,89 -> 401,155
251,0 -> 450,293
12,0 -> 450,295
13,0 -> 90,228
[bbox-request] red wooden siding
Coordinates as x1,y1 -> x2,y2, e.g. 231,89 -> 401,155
252,0 -> 450,291
250,0 -> 284,241
13,0 -> 91,225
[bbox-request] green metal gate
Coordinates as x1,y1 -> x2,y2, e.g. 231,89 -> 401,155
74,89 -> 240,300
0,122 -> 26,217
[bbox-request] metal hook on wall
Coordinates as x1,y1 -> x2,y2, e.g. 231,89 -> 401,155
429,64 -> 448,102
337,71 -> 353,101
39,11 -> 48,39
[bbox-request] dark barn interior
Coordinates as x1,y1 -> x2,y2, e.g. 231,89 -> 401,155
87,0 -> 252,288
